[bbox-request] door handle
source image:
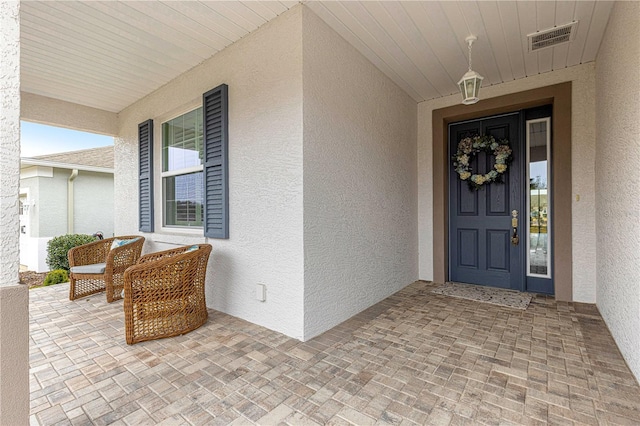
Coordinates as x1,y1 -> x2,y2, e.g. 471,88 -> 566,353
511,210 -> 519,245
511,228 -> 519,245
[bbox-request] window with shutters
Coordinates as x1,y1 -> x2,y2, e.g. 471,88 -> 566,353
161,107 -> 204,228
140,84 -> 227,237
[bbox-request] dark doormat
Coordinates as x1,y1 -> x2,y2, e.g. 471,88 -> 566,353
431,282 -> 532,310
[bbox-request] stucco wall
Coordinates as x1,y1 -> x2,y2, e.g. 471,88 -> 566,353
37,168 -> 69,237
301,8 -> 418,339
20,175 -> 39,236
418,63 -> 597,303
116,7 -> 305,339
19,169 -> 113,269
74,171 -> 114,237
0,1 -> 29,424
21,92 -> 118,136
595,1 -> 640,382
0,0 -> 21,284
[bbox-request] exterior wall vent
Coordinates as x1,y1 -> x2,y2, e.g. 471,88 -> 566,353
528,21 -> 578,52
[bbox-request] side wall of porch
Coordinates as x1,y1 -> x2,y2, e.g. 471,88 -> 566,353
595,0 -> 640,382
301,8 -> 419,340
116,7 -> 306,339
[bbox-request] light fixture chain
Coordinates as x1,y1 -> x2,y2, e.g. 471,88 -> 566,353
468,40 -> 473,71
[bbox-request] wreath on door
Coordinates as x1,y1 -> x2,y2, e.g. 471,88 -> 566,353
452,135 -> 513,191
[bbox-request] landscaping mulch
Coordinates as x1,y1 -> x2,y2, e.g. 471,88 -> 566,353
19,271 -> 49,289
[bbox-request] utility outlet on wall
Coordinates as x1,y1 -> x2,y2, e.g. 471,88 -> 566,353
256,283 -> 266,302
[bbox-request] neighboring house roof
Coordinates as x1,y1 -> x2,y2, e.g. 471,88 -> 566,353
21,146 -> 114,173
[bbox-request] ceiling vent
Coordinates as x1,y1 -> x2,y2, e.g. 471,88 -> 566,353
528,21 -> 578,52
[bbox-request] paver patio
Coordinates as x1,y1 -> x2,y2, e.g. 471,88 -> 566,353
29,281 -> 640,425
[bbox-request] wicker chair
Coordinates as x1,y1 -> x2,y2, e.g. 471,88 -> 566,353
123,244 -> 212,345
68,236 -> 145,303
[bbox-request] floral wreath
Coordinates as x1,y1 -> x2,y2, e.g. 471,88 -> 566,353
453,135 -> 513,191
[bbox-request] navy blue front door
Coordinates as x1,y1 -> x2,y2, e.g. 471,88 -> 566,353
448,113 -> 524,291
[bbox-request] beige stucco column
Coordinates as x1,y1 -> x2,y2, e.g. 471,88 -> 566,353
0,1 -> 29,424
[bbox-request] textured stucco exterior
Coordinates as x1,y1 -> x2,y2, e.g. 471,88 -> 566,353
20,169 -> 113,237
418,63 -> 597,303
0,0 -> 21,285
20,174 -> 40,236
19,168 -> 114,271
21,92 -> 118,136
33,168 -> 68,236
73,171 -> 114,236
301,8 -> 418,339
116,6 -> 305,339
0,284 -> 29,425
0,1 -> 29,424
595,1 -> 640,382
117,5 -> 418,341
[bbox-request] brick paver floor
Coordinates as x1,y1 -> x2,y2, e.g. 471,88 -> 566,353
30,281 -> 640,425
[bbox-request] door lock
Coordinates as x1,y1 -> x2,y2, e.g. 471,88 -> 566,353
511,229 -> 520,246
511,210 -> 519,245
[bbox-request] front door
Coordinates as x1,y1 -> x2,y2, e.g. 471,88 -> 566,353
448,113 -> 524,291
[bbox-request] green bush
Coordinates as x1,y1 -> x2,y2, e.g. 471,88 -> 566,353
43,269 -> 69,286
46,234 -> 97,271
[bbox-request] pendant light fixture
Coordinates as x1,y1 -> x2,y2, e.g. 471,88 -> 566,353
458,35 -> 484,105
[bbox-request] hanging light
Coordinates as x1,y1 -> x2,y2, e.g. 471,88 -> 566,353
458,35 -> 484,105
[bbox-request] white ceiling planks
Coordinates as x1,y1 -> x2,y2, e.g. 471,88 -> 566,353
407,2 -> 469,90
517,1 -> 540,78
536,1 -> 557,74
345,1 -> 441,100
566,2 -> 596,67
20,1 -> 614,112
306,1 -> 423,101
20,1 -> 296,112
476,1 -> 513,84
442,1 -> 504,87
551,2 -> 576,70
582,1 -> 615,62
381,3 -> 453,98
307,1 -> 613,102
496,1 -> 527,81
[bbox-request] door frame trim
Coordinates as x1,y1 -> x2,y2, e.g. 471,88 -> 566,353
432,82 -> 572,301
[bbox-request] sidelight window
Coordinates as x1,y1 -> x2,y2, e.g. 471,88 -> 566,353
526,117 -> 551,278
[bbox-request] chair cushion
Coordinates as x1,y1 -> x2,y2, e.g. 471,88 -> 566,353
111,237 -> 139,250
185,245 -> 199,253
70,263 -> 106,275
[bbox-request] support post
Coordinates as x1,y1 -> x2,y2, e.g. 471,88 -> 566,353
0,1 -> 29,424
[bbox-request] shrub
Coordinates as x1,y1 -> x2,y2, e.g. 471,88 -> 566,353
43,269 -> 69,286
46,234 -> 97,271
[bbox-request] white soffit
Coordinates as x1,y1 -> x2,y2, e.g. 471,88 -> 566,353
20,1 -> 614,112
305,1 -> 614,102
20,1 -> 298,113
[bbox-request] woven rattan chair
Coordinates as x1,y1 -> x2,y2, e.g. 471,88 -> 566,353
68,236 -> 145,303
123,244 -> 212,345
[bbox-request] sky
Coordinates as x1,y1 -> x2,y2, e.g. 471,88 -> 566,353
21,121 -> 114,158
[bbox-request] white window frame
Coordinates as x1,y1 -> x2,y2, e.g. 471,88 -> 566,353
154,100 -> 205,236
525,117 -> 552,279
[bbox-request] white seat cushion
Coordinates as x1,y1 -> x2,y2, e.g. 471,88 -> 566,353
70,263 -> 106,275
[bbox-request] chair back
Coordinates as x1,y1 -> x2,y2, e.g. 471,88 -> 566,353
123,244 -> 212,344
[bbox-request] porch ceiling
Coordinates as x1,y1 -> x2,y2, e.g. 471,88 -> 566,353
20,1 -> 613,113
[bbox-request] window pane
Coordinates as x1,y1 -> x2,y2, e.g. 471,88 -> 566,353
162,107 -> 203,172
527,119 -> 550,277
163,172 -> 204,227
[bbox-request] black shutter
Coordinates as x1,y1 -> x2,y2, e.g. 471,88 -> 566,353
203,84 -> 229,239
138,119 -> 154,233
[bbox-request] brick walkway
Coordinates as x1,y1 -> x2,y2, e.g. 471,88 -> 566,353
30,282 -> 640,425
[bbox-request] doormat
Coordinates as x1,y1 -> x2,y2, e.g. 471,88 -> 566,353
431,282 -> 532,310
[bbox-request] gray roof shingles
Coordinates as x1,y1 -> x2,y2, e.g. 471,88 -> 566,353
27,145 -> 114,169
